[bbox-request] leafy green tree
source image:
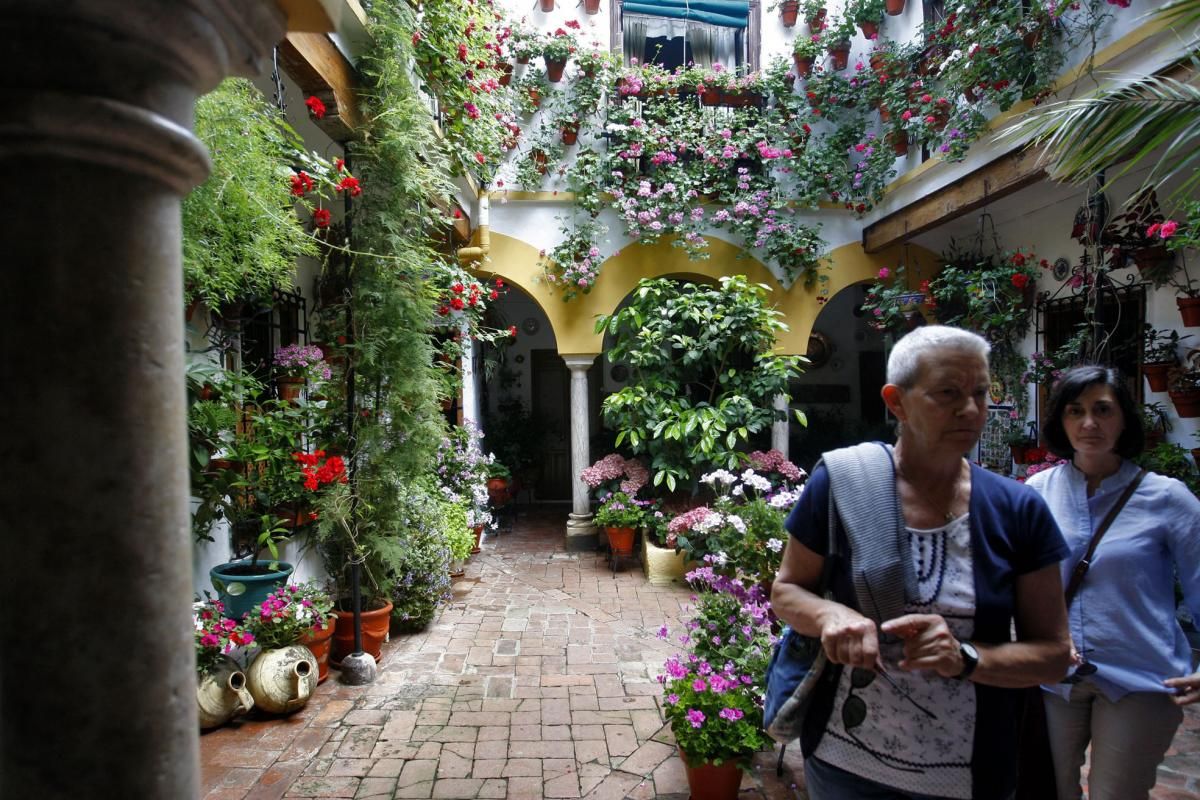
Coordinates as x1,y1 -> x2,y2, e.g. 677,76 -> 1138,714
596,276 -> 805,492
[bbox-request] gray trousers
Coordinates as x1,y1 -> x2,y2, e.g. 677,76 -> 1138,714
1043,682 -> 1182,800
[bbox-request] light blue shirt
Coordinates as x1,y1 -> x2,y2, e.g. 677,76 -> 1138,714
1026,460 -> 1200,700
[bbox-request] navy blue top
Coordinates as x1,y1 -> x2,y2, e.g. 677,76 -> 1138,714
784,460 -> 1069,800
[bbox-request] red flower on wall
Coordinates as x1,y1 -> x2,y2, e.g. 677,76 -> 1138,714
290,171 -> 314,196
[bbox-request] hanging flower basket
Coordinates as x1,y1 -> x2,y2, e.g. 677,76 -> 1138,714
779,0 -> 799,26
1178,297 -> 1200,327
1143,361 -> 1174,393
828,42 -> 851,71
1169,388 -> 1200,418
545,58 -> 567,83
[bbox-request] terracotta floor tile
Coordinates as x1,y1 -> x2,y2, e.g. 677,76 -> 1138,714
199,506 -> 1199,800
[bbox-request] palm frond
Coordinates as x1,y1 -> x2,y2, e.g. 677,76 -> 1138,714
1156,0 -> 1200,28
1004,68 -> 1200,202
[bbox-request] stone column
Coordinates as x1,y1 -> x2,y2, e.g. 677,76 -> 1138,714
772,393 -> 791,458
460,321 -> 480,427
563,355 -> 598,551
0,3 -> 285,797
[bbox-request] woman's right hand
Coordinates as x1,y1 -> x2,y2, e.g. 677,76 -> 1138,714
818,606 -> 880,670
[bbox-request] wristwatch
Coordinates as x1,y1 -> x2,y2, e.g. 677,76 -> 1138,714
956,641 -> 980,680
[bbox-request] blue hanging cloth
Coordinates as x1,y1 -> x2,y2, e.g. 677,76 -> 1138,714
623,0 -> 749,28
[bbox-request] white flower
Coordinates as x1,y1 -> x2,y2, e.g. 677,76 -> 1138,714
740,469 -> 772,494
700,469 -> 737,486
766,538 -> 784,553
711,551 -> 729,566
727,515 -> 746,534
768,488 -> 802,509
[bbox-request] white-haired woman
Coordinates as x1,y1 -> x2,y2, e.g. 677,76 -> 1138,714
772,325 -> 1072,800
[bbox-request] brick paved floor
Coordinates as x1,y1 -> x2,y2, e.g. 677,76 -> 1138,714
200,506 -> 1199,799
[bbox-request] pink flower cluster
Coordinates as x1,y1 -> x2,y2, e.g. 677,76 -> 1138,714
580,453 -> 648,496
747,449 -> 806,484
1147,220 -> 1179,239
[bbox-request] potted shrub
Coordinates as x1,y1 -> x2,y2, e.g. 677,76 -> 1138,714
445,506 -> 475,576
642,505 -> 694,586
509,24 -> 541,65
596,277 -> 803,494
194,598 -> 256,730
1142,325 -> 1188,392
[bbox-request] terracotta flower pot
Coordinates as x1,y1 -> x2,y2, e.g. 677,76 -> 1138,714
1178,296 -> 1200,327
878,104 -> 891,122
532,149 -> 548,175
606,526 -> 636,558
885,0 -> 905,15
331,599 -> 394,666
1143,361 -> 1174,393
828,43 -> 850,71
806,7 -> 826,28
561,125 -> 579,145
545,58 -> 567,83
584,0 -> 601,12
539,0 -> 555,10
471,524 -> 484,555
276,375 -> 305,403
679,748 -> 744,800
1170,389 -> 1200,418
299,615 -> 336,684
497,62 -> 513,86
779,0 -> 799,26
793,55 -> 814,77
859,19 -> 879,38
889,131 -> 909,156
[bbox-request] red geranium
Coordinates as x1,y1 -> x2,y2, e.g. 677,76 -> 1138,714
304,95 -> 326,119
312,208 -> 331,228
290,171 -> 314,196
337,176 -> 362,197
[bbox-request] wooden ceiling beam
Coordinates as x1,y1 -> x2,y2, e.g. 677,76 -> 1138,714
863,146 -> 1047,253
277,32 -> 363,141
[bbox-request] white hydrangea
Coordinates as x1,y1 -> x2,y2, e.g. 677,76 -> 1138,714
740,469 -> 772,494
700,469 -> 738,486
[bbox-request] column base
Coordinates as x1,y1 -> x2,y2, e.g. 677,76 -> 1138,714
565,512 -> 599,552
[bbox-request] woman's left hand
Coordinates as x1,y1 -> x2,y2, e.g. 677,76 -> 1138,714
880,613 -> 963,679
1164,673 -> 1200,706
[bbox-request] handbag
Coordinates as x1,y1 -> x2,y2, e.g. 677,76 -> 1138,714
763,443 -> 906,743
1015,468 -> 1147,800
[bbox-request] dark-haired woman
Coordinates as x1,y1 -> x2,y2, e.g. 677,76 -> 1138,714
1026,365 -> 1200,800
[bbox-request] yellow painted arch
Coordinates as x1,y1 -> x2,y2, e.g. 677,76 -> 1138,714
476,230 -> 927,356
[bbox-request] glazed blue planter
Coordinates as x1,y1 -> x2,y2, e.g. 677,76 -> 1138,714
210,560 -> 294,620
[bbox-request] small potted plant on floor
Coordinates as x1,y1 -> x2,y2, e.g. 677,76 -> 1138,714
659,570 -> 774,800
242,585 -> 323,713
593,491 -> 645,559
444,501 -> 474,576
195,598 -> 256,730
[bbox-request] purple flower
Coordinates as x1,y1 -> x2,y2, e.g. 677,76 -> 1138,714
665,693 -> 680,705
687,709 -> 706,728
692,678 -> 707,692
719,708 -> 744,721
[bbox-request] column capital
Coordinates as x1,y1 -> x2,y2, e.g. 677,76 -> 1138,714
562,354 -> 598,372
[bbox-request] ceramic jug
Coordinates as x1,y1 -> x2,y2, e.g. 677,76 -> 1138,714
197,656 -> 254,729
246,645 -> 318,714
